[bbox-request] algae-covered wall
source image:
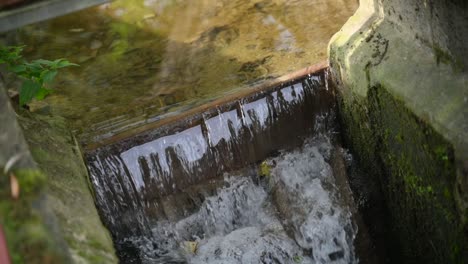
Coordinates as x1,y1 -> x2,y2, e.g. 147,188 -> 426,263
0,85 -> 69,263
0,85 -> 117,263
18,114 -> 118,263
329,0 -> 468,263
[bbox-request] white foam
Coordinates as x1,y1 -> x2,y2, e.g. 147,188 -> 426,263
125,136 -> 357,264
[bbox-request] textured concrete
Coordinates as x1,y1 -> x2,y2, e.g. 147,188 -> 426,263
19,113 -> 118,264
0,82 -> 70,263
0,83 -> 117,263
329,0 -> 468,154
0,82 -> 35,168
329,0 -> 468,263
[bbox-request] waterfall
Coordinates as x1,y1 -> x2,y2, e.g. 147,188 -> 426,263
85,69 -> 354,263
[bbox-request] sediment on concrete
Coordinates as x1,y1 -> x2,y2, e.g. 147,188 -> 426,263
328,0 -> 468,263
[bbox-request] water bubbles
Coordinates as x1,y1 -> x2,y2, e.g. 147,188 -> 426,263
85,73 -> 346,263
117,136 -> 357,263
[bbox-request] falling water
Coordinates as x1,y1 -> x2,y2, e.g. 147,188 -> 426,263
118,135 -> 357,264
85,70 -> 363,263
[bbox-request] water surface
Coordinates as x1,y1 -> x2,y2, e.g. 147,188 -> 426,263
6,0 -> 357,141
84,73 -> 372,263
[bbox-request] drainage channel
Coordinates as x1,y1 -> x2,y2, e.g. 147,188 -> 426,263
84,66 -> 382,263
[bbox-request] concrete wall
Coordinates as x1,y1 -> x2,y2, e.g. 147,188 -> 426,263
328,0 -> 467,262
0,85 -> 117,263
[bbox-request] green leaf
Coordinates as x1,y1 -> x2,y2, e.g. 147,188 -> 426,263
1,45 -> 76,107
24,62 -> 44,73
9,64 -> 27,74
33,59 -> 55,66
293,255 -> 303,263
19,80 -> 41,106
0,45 -> 24,64
259,161 -> 271,177
41,70 -> 57,83
54,59 -> 79,68
35,87 -> 52,100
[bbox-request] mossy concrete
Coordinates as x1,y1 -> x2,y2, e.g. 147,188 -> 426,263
0,85 -> 117,263
329,0 -> 468,263
18,113 -> 118,263
0,85 -> 70,263
0,169 -> 69,264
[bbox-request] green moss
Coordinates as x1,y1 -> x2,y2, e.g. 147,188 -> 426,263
0,169 -> 67,264
433,44 -> 453,66
17,113 -> 117,263
432,44 -> 465,72
337,84 -> 467,263
15,169 -> 47,195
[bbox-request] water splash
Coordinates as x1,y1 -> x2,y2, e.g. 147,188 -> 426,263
85,73 -> 335,239
118,136 -> 356,263
268,137 -> 356,263
83,72 -> 359,263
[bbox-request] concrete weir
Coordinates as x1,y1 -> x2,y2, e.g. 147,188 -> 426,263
0,62 -> 345,263
84,65 -> 334,239
0,0 -> 467,262
328,0 -> 468,262
83,65 -> 377,263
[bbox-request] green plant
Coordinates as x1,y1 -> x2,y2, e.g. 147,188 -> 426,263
0,45 -> 78,106
293,255 -> 303,263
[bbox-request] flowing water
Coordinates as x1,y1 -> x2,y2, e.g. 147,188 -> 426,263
1,1 -> 377,263
84,73 -> 379,263
119,136 -> 356,264
85,71 -> 333,238
3,0 -> 358,144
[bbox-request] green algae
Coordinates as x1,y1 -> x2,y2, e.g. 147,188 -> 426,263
17,112 -> 118,263
431,43 -> 464,72
0,168 -> 68,264
0,108 -> 118,263
336,83 -> 467,263
328,0 -> 468,262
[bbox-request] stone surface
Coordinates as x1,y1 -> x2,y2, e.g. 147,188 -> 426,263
0,82 -> 35,168
328,0 -> 468,263
0,83 -> 70,263
18,113 -> 118,264
0,84 -> 117,263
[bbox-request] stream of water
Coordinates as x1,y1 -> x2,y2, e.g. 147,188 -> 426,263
83,73 -> 375,263
4,0 -> 357,143
0,1 -> 386,263
119,136 -> 357,264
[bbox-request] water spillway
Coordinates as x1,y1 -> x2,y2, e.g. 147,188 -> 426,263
2,0 -> 463,262
84,67 -> 370,263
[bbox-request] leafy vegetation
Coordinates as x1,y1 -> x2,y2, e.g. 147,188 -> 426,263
0,45 -> 78,106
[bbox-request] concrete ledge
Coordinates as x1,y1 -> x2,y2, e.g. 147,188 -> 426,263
0,0 -> 109,32
0,83 -> 117,263
329,0 -> 468,262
